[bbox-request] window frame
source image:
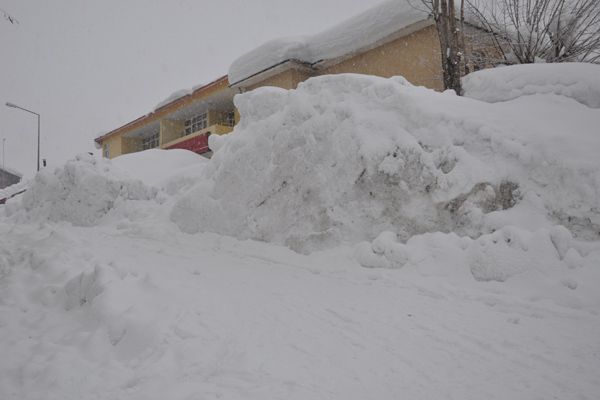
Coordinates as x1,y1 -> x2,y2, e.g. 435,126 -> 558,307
184,112 -> 208,136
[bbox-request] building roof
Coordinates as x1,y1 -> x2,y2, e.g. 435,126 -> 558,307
228,0 -> 431,86
94,75 -> 229,144
0,166 -> 23,178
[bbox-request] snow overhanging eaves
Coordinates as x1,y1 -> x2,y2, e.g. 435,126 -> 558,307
228,0 -> 432,86
229,18 -> 435,90
94,75 -> 229,144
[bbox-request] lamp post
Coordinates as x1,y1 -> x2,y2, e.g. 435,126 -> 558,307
6,102 -> 41,172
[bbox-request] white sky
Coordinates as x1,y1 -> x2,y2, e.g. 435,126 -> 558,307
1,0 -> 386,178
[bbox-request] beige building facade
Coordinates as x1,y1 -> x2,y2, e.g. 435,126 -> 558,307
96,7 -> 500,159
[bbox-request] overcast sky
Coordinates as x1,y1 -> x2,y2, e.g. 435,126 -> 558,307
1,0 -> 386,178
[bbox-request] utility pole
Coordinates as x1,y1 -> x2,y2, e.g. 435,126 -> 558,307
1,138 -> 4,188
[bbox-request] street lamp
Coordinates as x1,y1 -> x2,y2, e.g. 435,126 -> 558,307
6,102 -> 41,172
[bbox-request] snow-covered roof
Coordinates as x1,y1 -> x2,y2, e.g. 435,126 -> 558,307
228,0 -> 431,85
153,83 -> 205,111
0,166 -> 23,178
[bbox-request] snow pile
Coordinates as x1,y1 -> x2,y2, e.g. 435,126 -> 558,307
229,0 -> 429,84
2,65 -> 600,400
356,225 -> 598,284
2,220 -> 599,399
463,63 -> 600,108
172,68 -> 600,252
5,153 -> 158,226
111,148 -> 208,188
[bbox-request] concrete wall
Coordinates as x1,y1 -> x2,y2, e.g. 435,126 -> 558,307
321,25 -> 444,90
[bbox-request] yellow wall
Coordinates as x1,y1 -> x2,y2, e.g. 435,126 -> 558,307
463,24 -> 507,72
104,134 -> 123,159
241,26 -> 444,92
160,119 -> 184,145
247,67 -> 313,91
321,25 -> 444,90
122,137 -> 141,155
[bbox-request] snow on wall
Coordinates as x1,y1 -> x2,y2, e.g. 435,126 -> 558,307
463,63 -> 600,108
228,0 -> 429,84
171,66 -> 600,253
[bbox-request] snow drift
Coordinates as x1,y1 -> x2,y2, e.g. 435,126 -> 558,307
173,66 -> 600,252
5,154 -> 158,226
2,64 -> 600,400
463,63 -> 600,108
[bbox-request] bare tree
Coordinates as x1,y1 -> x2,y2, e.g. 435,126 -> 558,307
413,1 -> 466,94
467,0 -> 600,64
1,7 -> 18,24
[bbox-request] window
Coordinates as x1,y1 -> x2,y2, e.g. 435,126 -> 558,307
184,112 -> 208,135
225,111 -> 235,127
103,143 -> 110,158
142,131 -> 159,150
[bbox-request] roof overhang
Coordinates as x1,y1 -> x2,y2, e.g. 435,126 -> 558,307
313,19 -> 435,70
229,59 -> 314,90
94,75 -> 232,144
229,18 -> 435,91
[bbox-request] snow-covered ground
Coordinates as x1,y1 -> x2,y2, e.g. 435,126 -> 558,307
1,63 -> 600,399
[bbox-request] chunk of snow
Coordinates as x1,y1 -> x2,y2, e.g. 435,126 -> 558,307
463,63 -> 600,108
5,153 -> 157,226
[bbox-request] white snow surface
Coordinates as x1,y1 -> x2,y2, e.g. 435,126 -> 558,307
228,0 -> 429,84
0,180 -> 27,201
174,68 -> 600,252
153,83 -> 205,111
463,63 -> 600,108
1,63 -> 600,399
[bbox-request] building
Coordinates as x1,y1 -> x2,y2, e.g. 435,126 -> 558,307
95,76 -> 238,159
95,0 -> 499,159
0,166 -> 21,190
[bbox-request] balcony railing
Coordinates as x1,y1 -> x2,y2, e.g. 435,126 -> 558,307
161,123 -> 234,150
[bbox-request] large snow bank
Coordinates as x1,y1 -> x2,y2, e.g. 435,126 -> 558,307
228,0 -> 429,84
172,68 -> 600,252
5,154 -> 157,226
111,148 -> 208,187
463,63 -> 600,108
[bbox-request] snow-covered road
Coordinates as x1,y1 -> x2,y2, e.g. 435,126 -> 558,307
2,222 -> 598,400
